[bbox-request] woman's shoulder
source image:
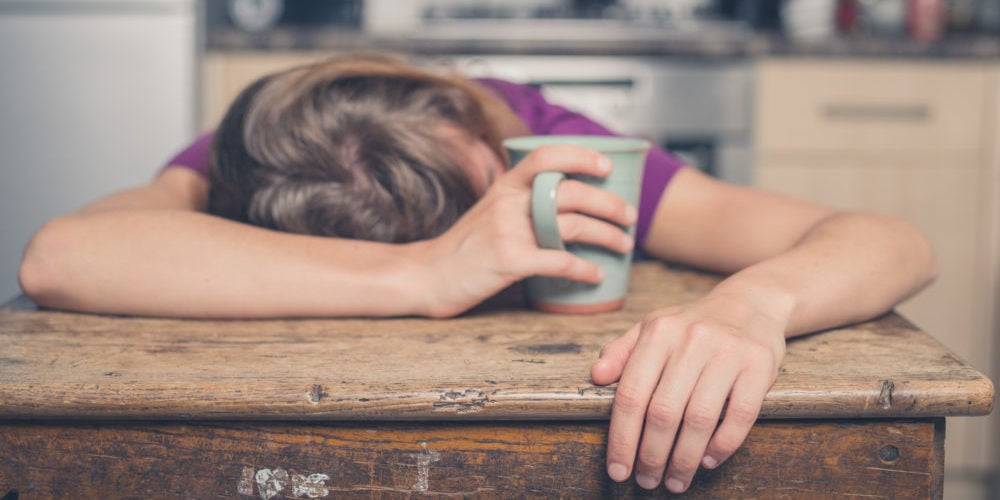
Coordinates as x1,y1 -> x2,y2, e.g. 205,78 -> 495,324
161,131 -> 214,178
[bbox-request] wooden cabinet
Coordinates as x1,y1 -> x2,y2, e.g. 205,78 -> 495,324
201,51 -> 330,130
754,58 -> 998,472
989,63 -> 1000,469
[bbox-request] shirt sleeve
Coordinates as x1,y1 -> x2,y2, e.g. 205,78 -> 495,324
161,131 -> 214,178
474,78 -> 686,248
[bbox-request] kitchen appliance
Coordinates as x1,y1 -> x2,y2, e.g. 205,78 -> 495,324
212,0 -> 363,32
428,54 -> 753,184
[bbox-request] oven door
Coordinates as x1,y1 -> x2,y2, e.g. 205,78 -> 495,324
430,55 -> 754,185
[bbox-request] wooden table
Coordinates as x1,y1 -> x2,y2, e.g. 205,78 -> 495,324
0,263 -> 993,498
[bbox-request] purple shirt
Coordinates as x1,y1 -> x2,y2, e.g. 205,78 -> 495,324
163,78 -> 685,246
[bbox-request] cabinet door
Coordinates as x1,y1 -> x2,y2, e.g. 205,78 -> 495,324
757,158 -> 994,470
758,159 -> 986,345
755,58 -> 995,471
756,59 -> 987,154
201,51 -> 330,129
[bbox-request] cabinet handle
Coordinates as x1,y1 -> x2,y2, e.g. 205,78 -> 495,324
822,104 -> 931,122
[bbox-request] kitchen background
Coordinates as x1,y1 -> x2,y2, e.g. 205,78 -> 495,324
1,0 -> 998,497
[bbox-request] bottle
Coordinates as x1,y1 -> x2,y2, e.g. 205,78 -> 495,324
906,0 -> 946,42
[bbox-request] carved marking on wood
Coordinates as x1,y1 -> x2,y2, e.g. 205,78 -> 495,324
291,473 -> 330,498
410,442 -> 440,493
243,467 -> 330,499
237,466 -> 255,496
307,384 -> 327,404
878,380 -> 895,409
578,386 -> 616,397
865,466 -> 929,476
433,388 -> 493,414
255,468 -> 289,500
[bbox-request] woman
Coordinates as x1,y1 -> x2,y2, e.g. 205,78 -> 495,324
18,52 -> 936,493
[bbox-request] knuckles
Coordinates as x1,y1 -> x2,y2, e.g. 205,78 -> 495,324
636,449 -> 669,472
556,214 -> 585,241
667,454 -> 701,478
645,399 -> 684,430
723,399 -> 761,428
612,384 -> 648,415
683,401 -> 722,433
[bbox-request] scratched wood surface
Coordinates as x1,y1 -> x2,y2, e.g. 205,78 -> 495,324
0,418 -> 942,499
0,262 -> 993,421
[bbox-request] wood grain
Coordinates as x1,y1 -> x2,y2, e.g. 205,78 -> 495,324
0,418 -> 942,499
0,263 -> 993,421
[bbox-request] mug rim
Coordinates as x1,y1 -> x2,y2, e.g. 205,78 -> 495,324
503,135 -> 650,153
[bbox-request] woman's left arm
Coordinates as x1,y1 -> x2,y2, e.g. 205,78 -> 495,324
592,167 -> 937,492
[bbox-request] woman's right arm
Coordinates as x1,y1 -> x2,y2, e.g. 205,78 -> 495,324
19,145 -> 631,319
18,168 -> 443,318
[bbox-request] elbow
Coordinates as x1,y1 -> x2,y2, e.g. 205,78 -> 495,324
891,215 -> 939,291
922,237 -> 940,287
18,218 -> 75,308
911,221 -> 938,288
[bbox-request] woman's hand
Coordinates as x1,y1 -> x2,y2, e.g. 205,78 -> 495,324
591,282 -> 792,493
411,144 -> 637,318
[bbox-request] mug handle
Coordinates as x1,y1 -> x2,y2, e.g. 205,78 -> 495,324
531,171 -> 566,251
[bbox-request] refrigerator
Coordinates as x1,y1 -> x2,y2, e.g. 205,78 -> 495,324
0,0 -> 200,301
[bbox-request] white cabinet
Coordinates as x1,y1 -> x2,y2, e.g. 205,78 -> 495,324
754,58 -> 998,473
0,0 -> 200,300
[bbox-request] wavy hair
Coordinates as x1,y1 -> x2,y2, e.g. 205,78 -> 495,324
208,53 -> 508,243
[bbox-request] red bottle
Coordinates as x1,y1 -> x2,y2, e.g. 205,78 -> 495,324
906,0 -> 946,42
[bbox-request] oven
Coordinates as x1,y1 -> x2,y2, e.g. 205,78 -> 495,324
425,54 -> 754,185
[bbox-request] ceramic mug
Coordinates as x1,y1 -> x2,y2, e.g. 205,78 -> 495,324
503,135 -> 650,314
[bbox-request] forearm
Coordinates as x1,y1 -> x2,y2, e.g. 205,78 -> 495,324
710,212 -> 937,337
19,210 -> 431,318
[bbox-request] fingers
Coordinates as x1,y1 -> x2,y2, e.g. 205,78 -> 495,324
591,324 -> 641,386
630,327 -> 713,490
509,247 -> 605,284
604,316 -> 681,483
552,180 -> 637,254
506,144 -> 613,185
700,367 -> 769,469
603,315 -> 778,493
657,347 -> 744,493
556,214 -> 633,254
557,180 -> 637,228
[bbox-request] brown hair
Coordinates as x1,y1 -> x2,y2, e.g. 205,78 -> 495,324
208,52 -> 509,243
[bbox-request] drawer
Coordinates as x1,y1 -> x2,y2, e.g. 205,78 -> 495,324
755,59 -> 989,153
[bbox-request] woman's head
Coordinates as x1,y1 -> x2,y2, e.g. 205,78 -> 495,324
209,53 -> 508,243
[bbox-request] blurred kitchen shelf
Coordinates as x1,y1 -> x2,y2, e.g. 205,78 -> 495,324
206,25 -> 999,59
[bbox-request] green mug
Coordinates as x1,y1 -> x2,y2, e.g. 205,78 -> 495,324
503,135 -> 650,314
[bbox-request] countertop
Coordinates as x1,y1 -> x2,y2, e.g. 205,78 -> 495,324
0,262 -> 993,421
207,25 -> 1000,60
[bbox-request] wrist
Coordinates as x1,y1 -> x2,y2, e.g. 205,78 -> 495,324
716,268 -> 796,320
391,240 -> 439,317
398,238 -> 467,318
708,271 -> 796,355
